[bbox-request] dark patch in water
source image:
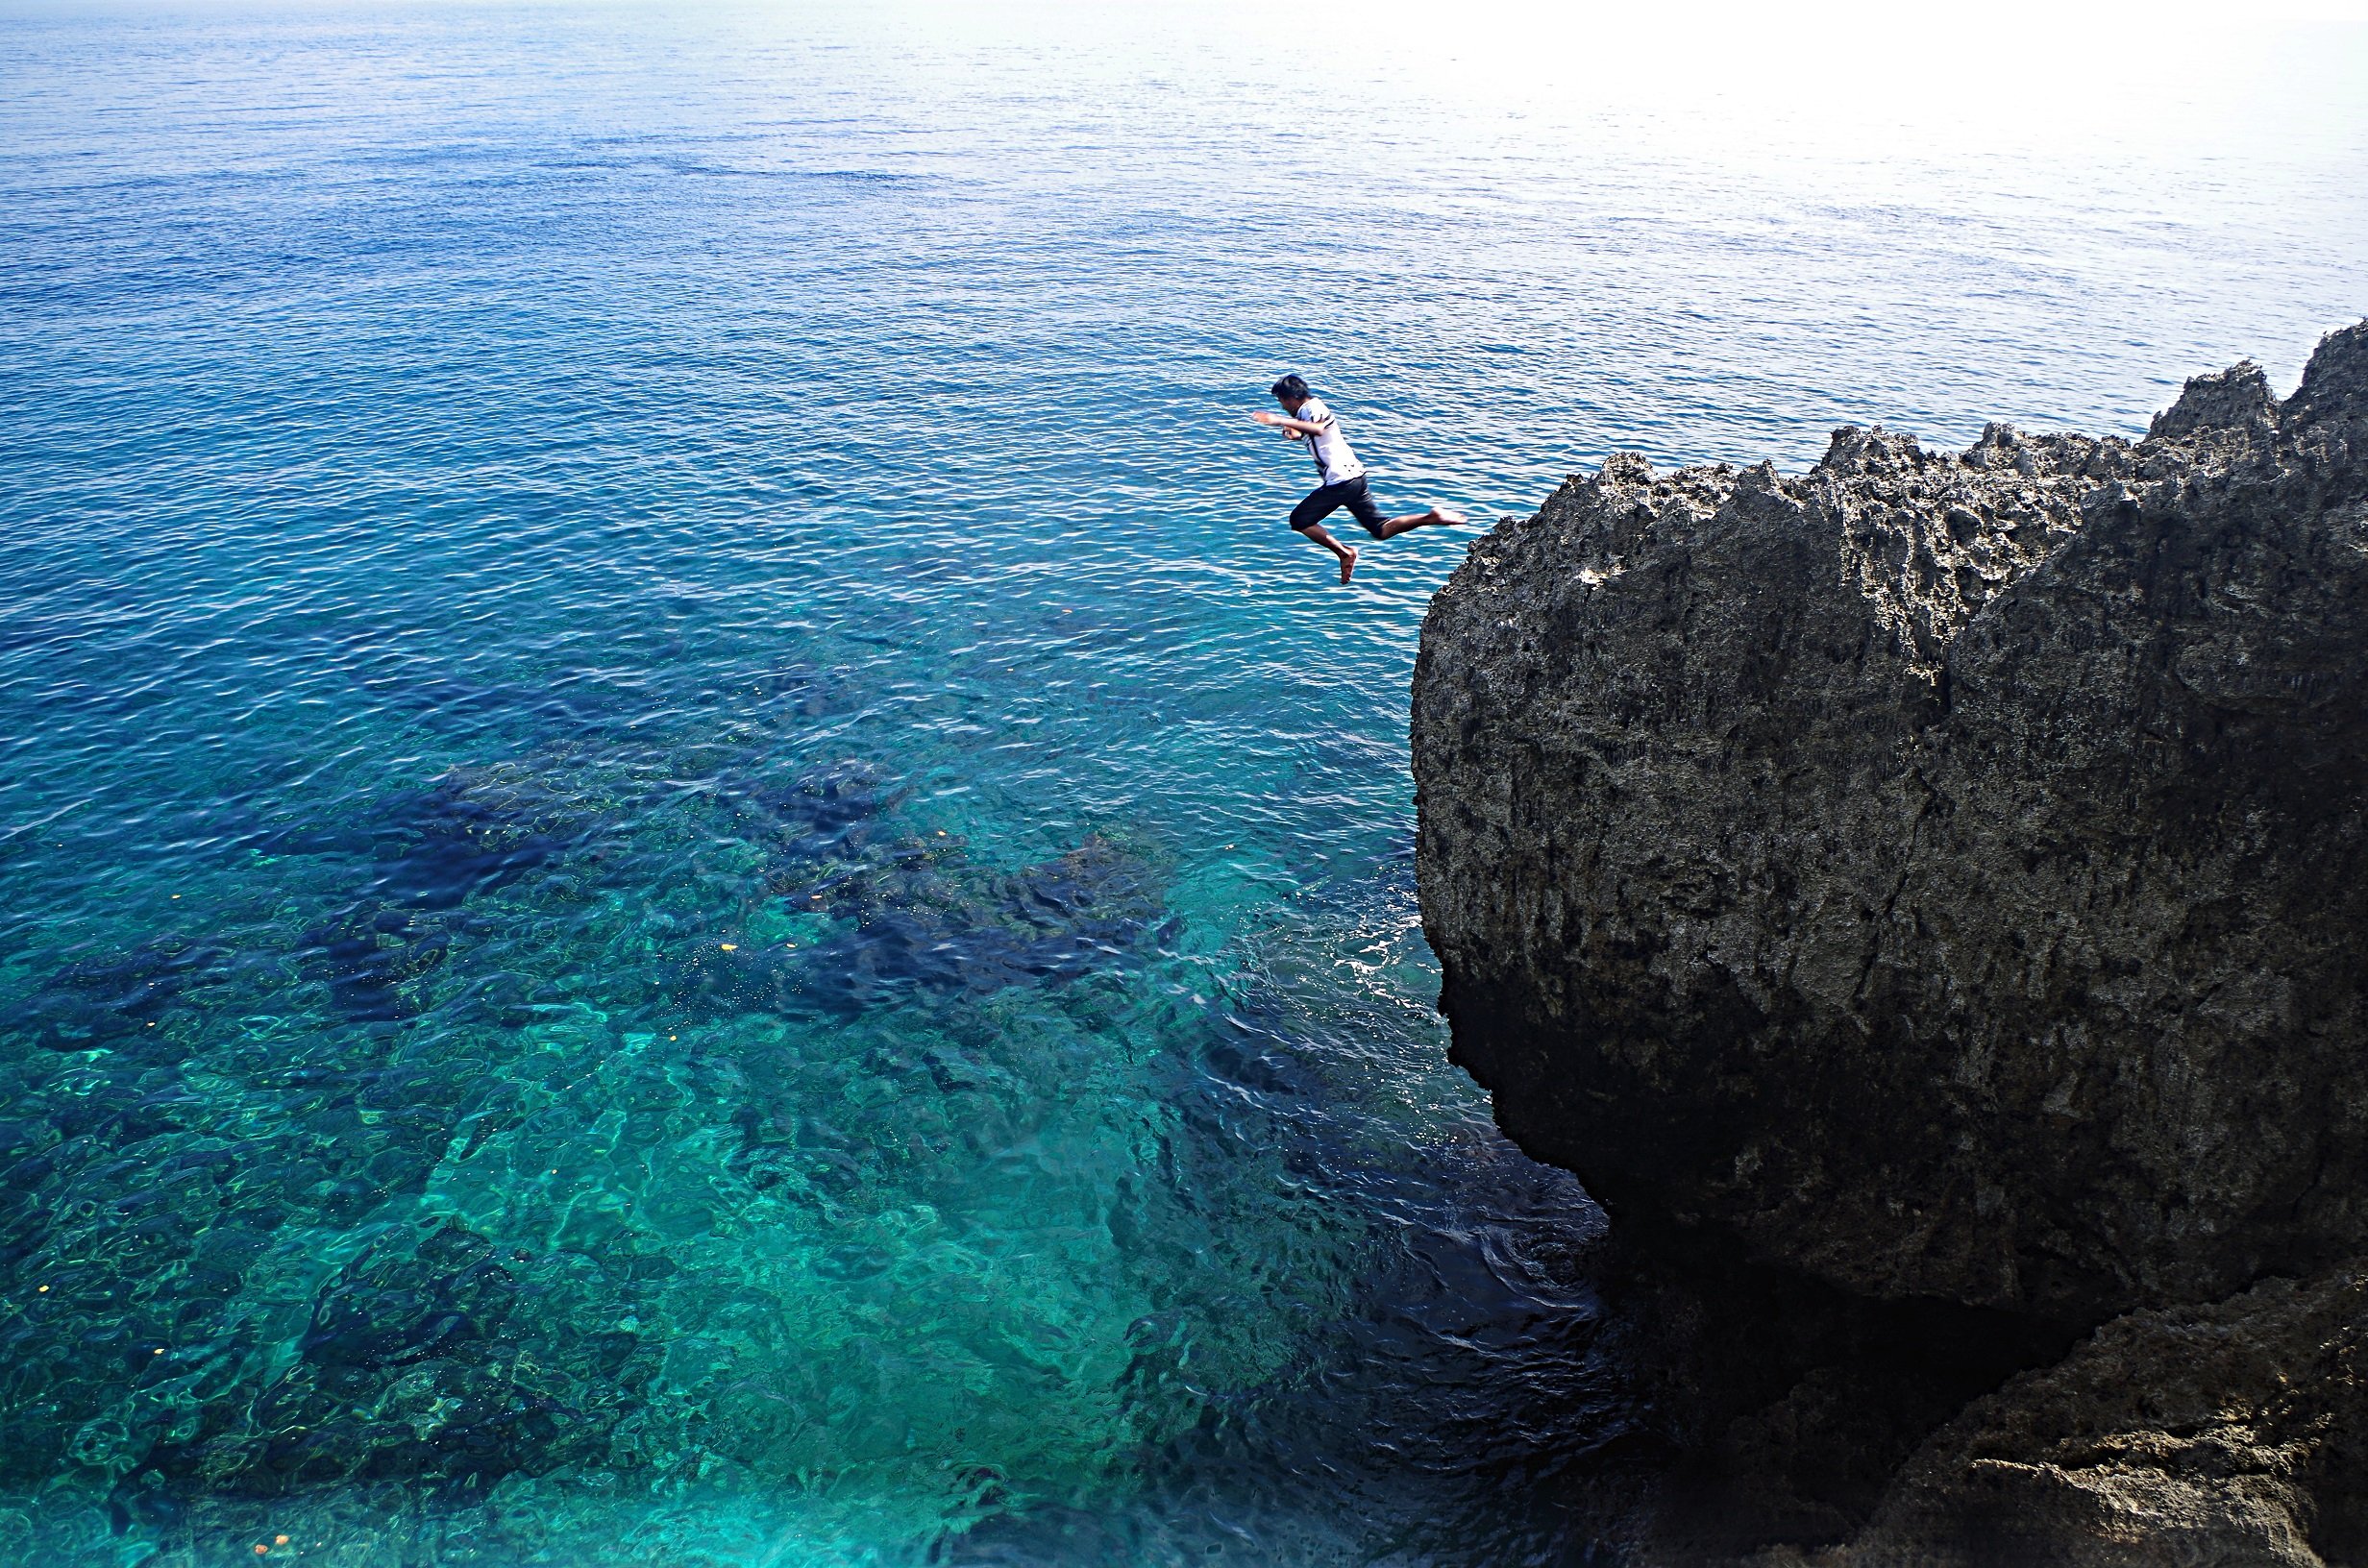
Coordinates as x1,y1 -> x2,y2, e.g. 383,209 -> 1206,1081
367,766 -> 581,910
137,1222 -> 660,1499
30,937 -> 231,1054
299,1228 -> 502,1372
297,903 -> 464,1023
245,757 -> 595,905
273,758 -> 601,1021
688,830 -> 1165,1017
721,755 -> 902,856
0,1120 -> 64,1273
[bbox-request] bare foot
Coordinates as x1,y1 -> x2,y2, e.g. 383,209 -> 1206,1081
1428,505 -> 1468,526
1339,546 -> 1358,584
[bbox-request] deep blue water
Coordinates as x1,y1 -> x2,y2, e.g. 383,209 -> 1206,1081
2,3 -> 2363,1563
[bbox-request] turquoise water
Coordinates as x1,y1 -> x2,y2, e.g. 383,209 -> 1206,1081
2,3 -> 2364,1563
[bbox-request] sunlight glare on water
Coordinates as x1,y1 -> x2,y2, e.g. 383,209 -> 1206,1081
0,1 -> 2362,1563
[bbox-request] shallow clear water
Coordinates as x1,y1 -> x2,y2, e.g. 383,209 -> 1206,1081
1,3 -> 2363,1563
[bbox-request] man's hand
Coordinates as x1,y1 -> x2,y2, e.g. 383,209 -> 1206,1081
1251,410 -> 1284,427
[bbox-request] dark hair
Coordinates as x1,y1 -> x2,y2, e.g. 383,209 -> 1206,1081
1270,374 -> 1311,401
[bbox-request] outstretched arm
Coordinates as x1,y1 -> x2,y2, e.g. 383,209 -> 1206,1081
1251,411 -> 1326,436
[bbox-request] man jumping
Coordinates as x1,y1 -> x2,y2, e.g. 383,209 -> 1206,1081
1250,374 -> 1466,583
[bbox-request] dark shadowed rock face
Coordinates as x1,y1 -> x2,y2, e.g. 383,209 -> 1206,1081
1831,1260 -> 2368,1568
1413,324 -> 2368,1326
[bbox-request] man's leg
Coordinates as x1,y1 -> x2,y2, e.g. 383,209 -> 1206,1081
1291,487 -> 1360,583
1368,503 -> 1468,540
1344,480 -> 1465,542
1297,523 -> 1358,582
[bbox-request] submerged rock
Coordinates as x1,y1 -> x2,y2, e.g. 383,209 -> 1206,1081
31,937 -> 230,1053
725,756 -> 904,857
1413,322 -> 2368,1326
296,903 -> 461,1023
138,1221 -> 657,1497
369,761 -> 589,910
697,829 -> 1167,1017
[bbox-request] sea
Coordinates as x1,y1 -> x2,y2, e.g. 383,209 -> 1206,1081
2,2 -> 2363,1562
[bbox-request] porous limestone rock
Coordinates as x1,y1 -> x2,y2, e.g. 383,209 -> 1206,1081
1412,324 -> 2368,1325
1829,1261 -> 2368,1567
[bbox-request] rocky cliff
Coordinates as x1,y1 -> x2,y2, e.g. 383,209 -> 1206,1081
1415,325 -> 2368,1327
1411,324 -> 2368,1562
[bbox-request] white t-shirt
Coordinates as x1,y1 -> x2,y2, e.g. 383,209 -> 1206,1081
1294,397 -> 1366,486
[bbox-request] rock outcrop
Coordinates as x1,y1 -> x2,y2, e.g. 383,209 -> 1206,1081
1413,324 -> 2368,1329
1832,1259 -> 2368,1566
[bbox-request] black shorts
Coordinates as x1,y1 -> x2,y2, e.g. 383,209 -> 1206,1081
1290,476 -> 1388,538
